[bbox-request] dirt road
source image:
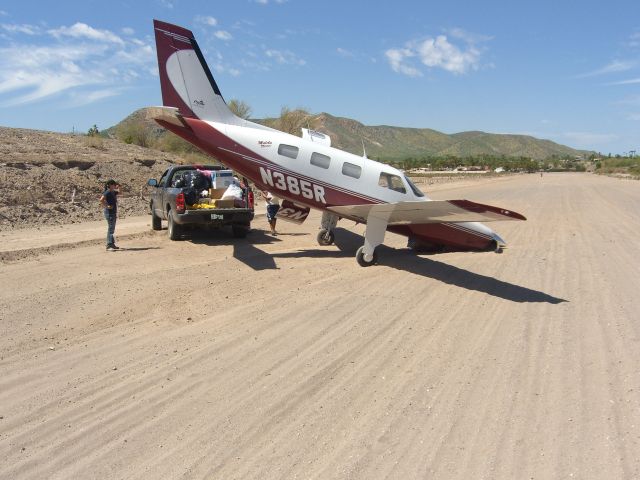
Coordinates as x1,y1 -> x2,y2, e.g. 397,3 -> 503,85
1,173 -> 638,479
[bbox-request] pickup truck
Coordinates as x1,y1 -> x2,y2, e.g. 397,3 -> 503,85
147,165 -> 254,240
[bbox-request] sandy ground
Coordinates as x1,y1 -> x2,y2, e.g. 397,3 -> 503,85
0,173 -> 638,479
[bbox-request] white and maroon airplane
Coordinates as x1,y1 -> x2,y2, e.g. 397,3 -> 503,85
150,20 -> 526,266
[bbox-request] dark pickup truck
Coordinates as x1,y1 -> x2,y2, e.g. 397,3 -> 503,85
147,165 -> 254,240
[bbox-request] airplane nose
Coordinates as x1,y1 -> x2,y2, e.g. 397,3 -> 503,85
490,231 -> 507,253
491,231 -> 507,248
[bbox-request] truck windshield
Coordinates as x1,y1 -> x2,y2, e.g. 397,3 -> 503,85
405,175 -> 425,197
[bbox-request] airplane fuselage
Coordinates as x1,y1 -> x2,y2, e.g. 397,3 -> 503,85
151,19 -> 524,262
158,116 -> 501,252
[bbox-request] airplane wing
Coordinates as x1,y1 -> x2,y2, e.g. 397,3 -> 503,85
327,200 -> 526,225
146,106 -> 193,131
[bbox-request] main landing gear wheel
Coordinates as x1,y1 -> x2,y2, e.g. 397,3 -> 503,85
317,229 -> 335,246
356,246 -> 377,267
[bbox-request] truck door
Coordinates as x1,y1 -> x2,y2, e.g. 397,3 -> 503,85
154,169 -> 170,217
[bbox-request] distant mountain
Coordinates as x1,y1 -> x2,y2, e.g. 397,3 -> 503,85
108,108 -> 590,161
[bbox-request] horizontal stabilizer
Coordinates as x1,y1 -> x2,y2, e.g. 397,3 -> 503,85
328,200 -> 526,225
146,106 -> 192,130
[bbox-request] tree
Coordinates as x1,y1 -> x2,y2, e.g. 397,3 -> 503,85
87,125 -> 100,137
276,107 -> 316,136
228,99 -> 252,119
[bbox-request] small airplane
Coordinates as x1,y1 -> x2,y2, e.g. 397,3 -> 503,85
150,20 -> 526,266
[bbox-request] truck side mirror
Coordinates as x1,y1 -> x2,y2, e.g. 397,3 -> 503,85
147,179 -> 158,187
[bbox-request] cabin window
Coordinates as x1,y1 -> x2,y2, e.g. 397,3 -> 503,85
342,162 -> 362,179
278,144 -> 299,159
310,152 -> 331,169
405,175 -> 425,197
378,172 -> 407,193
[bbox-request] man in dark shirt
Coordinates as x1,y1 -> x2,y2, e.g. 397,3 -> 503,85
99,179 -> 120,251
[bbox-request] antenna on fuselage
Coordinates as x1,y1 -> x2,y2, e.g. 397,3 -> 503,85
362,139 -> 368,159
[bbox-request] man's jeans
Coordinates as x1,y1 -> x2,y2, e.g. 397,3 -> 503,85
104,211 -> 116,245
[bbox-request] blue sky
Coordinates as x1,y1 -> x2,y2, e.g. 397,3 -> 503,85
0,0 -> 639,154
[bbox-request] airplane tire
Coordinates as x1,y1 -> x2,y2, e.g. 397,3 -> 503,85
356,246 -> 377,267
317,229 -> 335,246
167,211 -> 183,241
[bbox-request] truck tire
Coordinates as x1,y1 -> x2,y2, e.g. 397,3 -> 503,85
151,207 -> 162,231
232,224 -> 250,238
167,210 -> 183,240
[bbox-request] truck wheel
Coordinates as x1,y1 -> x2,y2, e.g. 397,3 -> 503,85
232,224 -> 250,238
151,209 -> 162,231
167,211 -> 183,240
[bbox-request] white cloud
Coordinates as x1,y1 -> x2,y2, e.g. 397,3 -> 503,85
0,22 -> 155,107
0,10 -> 8,17
626,32 -> 640,48
255,0 -> 288,4
49,22 -> 124,45
213,63 -> 241,77
337,47 -> 354,58
616,94 -> 640,106
416,35 -> 480,74
121,27 -> 135,35
448,28 -> 492,44
1,23 -> 40,35
196,15 -> 218,26
385,48 -> 422,77
214,30 -> 233,41
627,113 -> 640,121
608,77 -> 640,85
578,60 -> 635,78
265,49 -> 305,66
385,29 -> 488,77
67,87 -> 123,107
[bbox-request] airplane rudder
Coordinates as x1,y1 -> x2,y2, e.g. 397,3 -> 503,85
153,19 -> 196,117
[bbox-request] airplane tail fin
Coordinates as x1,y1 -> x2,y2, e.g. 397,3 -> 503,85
153,19 -> 239,124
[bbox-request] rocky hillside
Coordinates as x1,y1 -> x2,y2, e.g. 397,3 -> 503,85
0,127 -> 187,230
107,108 -> 589,161
261,113 -> 589,161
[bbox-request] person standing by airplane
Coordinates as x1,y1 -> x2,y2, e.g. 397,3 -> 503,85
100,179 -> 120,251
262,191 -> 281,235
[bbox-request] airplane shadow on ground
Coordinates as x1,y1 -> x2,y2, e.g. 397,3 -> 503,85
189,228 -> 308,271
273,228 -> 568,305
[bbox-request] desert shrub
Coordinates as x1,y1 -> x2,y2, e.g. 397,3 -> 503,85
116,121 -> 152,147
84,135 -> 105,150
275,107 -> 317,136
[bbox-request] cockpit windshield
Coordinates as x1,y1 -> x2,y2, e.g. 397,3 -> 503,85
405,175 -> 425,197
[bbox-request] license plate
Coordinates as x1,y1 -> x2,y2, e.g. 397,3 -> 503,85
211,213 -> 224,220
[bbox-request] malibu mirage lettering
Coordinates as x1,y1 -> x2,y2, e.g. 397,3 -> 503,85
259,167 -> 326,204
